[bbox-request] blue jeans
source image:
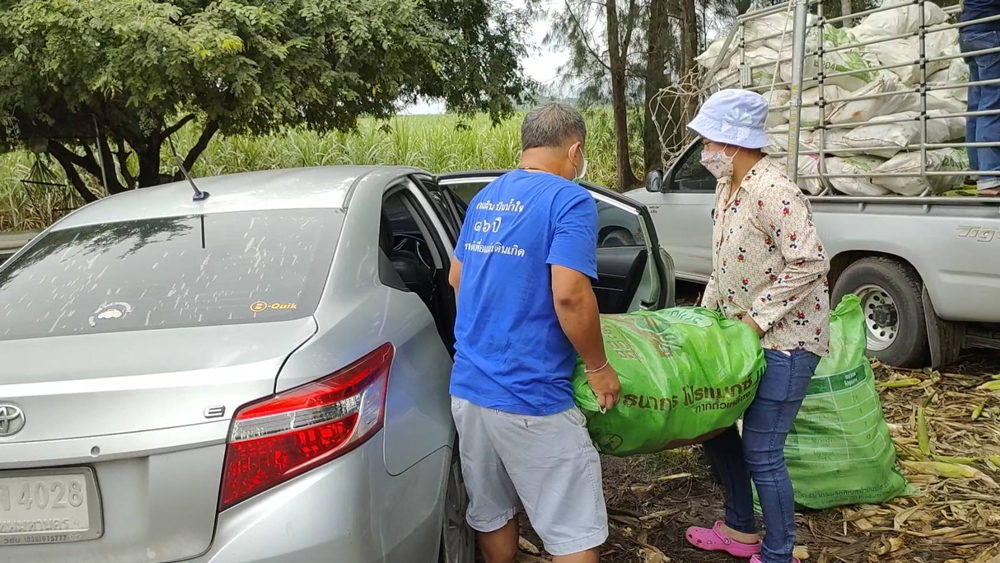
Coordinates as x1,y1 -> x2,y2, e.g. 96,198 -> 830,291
703,350 -> 821,563
961,30 -> 1000,191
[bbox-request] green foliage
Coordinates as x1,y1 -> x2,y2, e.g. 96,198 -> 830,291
0,110 -> 642,231
0,0 -> 533,194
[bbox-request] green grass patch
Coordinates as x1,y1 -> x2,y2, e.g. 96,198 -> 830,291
1,111 -> 645,231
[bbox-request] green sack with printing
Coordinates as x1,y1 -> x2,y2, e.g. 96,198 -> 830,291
781,294 -> 914,509
572,307 -> 766,456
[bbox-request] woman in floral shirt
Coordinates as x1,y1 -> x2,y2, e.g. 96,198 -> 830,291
683,90 -> 830,563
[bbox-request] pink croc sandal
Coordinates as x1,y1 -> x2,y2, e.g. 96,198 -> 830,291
685,521 -> 762,558
750,557 -> 800,563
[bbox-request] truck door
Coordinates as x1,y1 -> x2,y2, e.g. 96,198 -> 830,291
654,140 -> 717,284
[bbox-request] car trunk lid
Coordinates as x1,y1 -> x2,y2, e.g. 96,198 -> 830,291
0,318 -> 316,562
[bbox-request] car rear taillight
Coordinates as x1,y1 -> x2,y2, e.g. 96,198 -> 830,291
219,343 -> 394,510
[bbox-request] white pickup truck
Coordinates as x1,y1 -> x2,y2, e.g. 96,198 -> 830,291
631,144 -> 1000,368
632,0 -> 1000,368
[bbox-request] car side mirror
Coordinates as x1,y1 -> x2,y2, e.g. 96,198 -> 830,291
645,170 -> 664,193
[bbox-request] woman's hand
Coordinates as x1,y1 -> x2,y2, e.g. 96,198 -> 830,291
741,314 -> 765,337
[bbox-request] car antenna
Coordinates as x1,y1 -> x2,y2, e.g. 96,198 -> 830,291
167,136 -> 209,201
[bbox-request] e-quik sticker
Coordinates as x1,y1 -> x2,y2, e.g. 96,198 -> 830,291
250,301 -> 298,313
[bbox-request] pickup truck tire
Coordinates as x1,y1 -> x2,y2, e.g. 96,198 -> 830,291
832,257 -> 929,368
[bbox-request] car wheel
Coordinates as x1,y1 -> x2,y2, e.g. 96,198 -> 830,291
832,257 -> 929,368
599,228 -> 635,247
439,447 -> 475,563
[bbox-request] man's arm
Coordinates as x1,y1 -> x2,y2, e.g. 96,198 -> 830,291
449,257 -> 463,301
552,265 -> 619,410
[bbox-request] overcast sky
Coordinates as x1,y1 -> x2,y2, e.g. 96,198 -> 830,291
403,0 -> 569,115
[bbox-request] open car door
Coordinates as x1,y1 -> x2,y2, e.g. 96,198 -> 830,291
427,171 -> 675,313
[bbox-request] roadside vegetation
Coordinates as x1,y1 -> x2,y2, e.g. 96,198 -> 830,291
0,111 -> 645,231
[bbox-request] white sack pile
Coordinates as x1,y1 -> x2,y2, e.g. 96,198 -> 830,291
767,154 -> 825,195
697,0 -> 970,196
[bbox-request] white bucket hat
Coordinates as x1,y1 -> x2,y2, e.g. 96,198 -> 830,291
687,89 -> 769,150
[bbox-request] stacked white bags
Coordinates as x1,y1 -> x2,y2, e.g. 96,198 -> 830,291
696,0 -> 970,196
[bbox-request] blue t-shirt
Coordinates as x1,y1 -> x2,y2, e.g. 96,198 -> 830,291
962,0 -> 1000,32
450,169 -> 598,416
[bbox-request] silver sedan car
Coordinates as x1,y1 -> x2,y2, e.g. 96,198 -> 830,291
0,166 -> 673,563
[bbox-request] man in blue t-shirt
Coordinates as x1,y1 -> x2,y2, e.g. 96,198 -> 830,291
961,0 -> 1000,196
448,103 -> 619,563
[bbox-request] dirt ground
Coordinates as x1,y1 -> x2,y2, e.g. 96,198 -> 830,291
508,350 -> 1000,563
505,282 -> 1000,563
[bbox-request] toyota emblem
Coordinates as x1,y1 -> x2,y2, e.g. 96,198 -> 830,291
0,403 -> 25,437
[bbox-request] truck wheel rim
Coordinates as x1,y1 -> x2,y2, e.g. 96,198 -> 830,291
857,284 -> 899,352
442,454 -> 475,562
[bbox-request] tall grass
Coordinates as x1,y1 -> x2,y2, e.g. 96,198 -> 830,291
0,110 -> 644,232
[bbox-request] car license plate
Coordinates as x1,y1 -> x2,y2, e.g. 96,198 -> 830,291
0,467 -> 102,546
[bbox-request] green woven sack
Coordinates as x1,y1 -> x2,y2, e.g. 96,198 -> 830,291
572,307 -> 766,456
783,294 -> 914,509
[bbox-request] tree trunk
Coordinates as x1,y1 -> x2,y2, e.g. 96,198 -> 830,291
136,142 -> 165,188
680,0 -> 700,126
643,0 -> 670,175
840,0 -> 852,17
606,0 -> 640,191
47,141 -> 98,204
175,121 -> 220,181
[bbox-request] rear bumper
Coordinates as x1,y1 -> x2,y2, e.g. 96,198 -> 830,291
188,434 -> 449,563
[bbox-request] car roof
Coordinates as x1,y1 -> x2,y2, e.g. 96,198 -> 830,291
53,166 -> 413,230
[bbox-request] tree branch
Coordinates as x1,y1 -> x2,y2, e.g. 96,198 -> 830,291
89,99 -> 145,150
161,113 -> 196,141
564,0 -> 612,73
95,132 -> 126,194
622,0 -> 639,54
57,141 -> 106,187
174,120 -> 220,180
47,140 -> 98,204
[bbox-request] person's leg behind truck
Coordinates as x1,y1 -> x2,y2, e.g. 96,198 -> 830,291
961,30 -> 1000,196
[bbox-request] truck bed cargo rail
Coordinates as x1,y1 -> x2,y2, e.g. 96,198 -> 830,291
701,0 -> 1000,198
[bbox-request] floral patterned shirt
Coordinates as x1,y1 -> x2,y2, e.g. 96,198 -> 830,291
702,158 -> 831,356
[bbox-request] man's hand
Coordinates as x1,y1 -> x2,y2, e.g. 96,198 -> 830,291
587,363 -> 621,411
741,314 -> 765,337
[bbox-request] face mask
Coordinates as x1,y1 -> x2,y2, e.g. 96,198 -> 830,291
572,145 -> 588,183
700,146 -> 738,180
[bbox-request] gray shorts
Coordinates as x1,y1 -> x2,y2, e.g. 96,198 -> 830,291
450,396 -> 609,556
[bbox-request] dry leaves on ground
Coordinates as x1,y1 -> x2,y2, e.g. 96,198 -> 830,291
506,353 -> 1000,563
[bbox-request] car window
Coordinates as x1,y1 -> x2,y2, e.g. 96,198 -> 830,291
0,209 -> 342,341
445,180 -> 492,205
444,177 -> 644,248
673,143 -> 717,192
596,200 -> 645,248
382,191 -> 440,269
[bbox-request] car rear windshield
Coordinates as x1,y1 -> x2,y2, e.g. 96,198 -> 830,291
0,209 -> 343,341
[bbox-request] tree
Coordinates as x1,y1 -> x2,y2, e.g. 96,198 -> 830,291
0,0 -> 533,201
679,0 -> 699,122
643,0 -> 671,174
545,0 -> 647,191
606,0 -> 642,191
